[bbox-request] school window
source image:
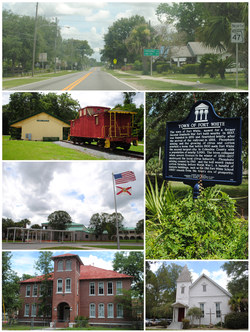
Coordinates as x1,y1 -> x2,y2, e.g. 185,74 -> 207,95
90,282 -> 95,295
108,282 -> 113,295
98,303 -> 105,318
40,284 -> 44,296
26,285 -> 31,297
33,284 -> 37,297
117,304 -> 123,318
65,278 -> 71,293
90,304 -> 95,318
57,279 -> 63,293
66,260 -> 72,271
24,304 -> 29,317
200,303 -> 204,318
58,261 -> 63,271
216,303 -> 221,318
31,304 -> 36,317
107,304 -> 114,318
77,280 -> 79,295
116,281 -> 122,295
99,282 -> 104,295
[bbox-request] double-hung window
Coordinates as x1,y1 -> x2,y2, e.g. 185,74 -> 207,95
65,278 -> 71,293
107,282 -> 113,295
66,260 -> 72,271
216,303 -> 221,318
98,282 -> 104,295
90,304 -> 95,318
116,281 -> 122,295
90,282 -> 95,295
117,304 -> 123,318
107,303 -> 114,318
24,304 -> 29,317
26,285 -> 31,297
57,279 -> 63,293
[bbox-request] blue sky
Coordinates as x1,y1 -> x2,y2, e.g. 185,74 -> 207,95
9,250 -> 121,277
2,161 -> 144,228
149,260 -> 238,292
3,2 -> 161,61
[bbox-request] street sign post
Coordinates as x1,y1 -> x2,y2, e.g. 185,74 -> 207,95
163,100 -> 242,199
231,23 -> 245,87
143,49 -> 159,75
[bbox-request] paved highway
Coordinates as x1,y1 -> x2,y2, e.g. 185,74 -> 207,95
7,67 -> 137,91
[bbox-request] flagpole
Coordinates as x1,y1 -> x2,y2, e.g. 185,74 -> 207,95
112,172 -> 120,249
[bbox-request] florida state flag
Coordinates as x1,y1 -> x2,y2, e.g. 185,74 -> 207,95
116,186 -> 132,196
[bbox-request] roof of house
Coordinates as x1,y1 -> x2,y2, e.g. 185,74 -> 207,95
177,264 -> 192,283
51,253 -> 84,265
190,273 -> 232,297
10,111 -> 70,126
187,42 -> 226,57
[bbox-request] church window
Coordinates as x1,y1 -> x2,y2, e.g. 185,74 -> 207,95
200,303 -> 204,318
216,303 -> 221,318
203,285 -> 206,292
181,286 -> 185,294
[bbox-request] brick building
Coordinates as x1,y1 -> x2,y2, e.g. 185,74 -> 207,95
18,253 -> 133,327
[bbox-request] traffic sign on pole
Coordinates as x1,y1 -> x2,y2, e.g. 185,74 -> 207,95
143,49 -> 159,56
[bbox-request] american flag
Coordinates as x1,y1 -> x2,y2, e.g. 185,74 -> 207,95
113,171 -> 136,184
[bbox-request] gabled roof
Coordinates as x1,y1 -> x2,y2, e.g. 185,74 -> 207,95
19,273 -> 54,283
177,264 -> 192,283
190,273 -> 232,297
10,111 -> 70,126
172,301 -> 189,308
187,42 -> 226,56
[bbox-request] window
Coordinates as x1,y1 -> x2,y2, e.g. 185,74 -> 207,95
116,281 -> 122,295
107,304 -> 114,318
26,285 -> 31,297
66,260 -> 72,271
33,284 -> 37,297
90,304 -> 95,318
40,284 -> 44,297
200,303 -> 204,318
108,282 -> 113,295
117,304 -> 123,318
181,286 -> 185,294
31,304 -> 36,317
203,285 -> 207,292
90,282 -> 95,295
65,278 -> 71,293
216,303 -> 221,318
98,282 -> 104,295
98,304 -> 104,318
58,261 -> 63,271
77,303 -> 78,316
24,304 -> 29,317
77,280 -> 79,295
95,116 -> 99,125
57,279 -> 63,293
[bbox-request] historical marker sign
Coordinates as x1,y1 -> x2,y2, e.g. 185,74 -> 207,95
163,100 -> 242,190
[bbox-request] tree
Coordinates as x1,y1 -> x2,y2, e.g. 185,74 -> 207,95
30,224 -> 42,229
47,211 -> 72,241
135,219 -> 144,236
113,251 -> 144,296
106,212 -> 124,239
197,54 -> 235,79
16,219 -> 31,228
88,212 -> 109,239
187,306 -> 203,326
2,252 -> 23,317
34,251 -> 53,318
2,218 -> 15,239
221,261 -> 248,298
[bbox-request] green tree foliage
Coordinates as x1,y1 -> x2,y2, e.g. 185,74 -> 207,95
2,252 -> 23,317
197,54 -> 235,79
100,15 -> 146,64
112,251 -> 144,296
146,179 -> 248,259
47,210 -> 73,230
89,212 -> 124,240
187,306 -> 203,326
135,219 -> 144,235
34,251 -> 53,318
221,261 -> 248,298
146,92 -> 248,168
2,218 -> 15,239
146,262 -> 183,319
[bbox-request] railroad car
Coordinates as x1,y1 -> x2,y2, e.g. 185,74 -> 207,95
69,106 -> 138,150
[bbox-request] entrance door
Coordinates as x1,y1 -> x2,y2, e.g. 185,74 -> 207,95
178,308 -> 185,322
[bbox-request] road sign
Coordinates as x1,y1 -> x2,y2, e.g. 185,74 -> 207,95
113,59 -> 117,64
231,23 -> 245,43
39,53 -> 47,61
143,49 -> 159,56
163,100 -> 242,197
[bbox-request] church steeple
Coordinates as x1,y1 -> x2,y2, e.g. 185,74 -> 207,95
177,264 -> 192,283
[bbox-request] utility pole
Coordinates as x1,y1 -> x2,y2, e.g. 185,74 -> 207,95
32,2 -> 38,77
54,17 -> 57,73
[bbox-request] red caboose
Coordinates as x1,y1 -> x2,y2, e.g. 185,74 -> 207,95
70,106 -> 138,150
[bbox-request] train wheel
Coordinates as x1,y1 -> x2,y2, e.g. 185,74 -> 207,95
110,142 -> 116,151
124,143 -> 131,151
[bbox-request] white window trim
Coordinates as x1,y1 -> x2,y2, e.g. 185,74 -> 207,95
24,304 -> 30,317
26,285 -> 31,297
65,278 -> 71,293
116,281 -> 122,295
31,304 -> 36,317
58,261 -> 63,271
89,282 -> 95,296
66,260 -> 72,271
90,303 -> 96,318
57,279 -> 63,293
33,284 -> 38,297
117,304 -> 123,318
98,282 -> 104,296
107,303 -> 114,318
98,303 -> 105,318
107,281 -> 113,295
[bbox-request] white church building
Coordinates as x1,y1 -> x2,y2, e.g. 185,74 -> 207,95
172,265 -> 232,326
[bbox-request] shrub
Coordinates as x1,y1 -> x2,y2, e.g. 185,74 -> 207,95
182,64 -> 199,74
182,318 -> 190,329
134,60 -> 142,70
146,178 -> 248,259
224,312 -> 248,329
74,315 -> 89,327
156,63 -> 171,73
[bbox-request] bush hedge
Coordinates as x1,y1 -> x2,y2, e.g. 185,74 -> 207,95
224,312 -> 248,329
182,318 -> 190,329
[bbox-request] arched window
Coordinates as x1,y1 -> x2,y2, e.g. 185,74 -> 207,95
58,261 -> 63,271
57,279 -> 63,293
98,303 -> 104,318
90,304 -> 95,318
65,278 -> 71,293
66,260 -> 72,271
107,303 -> 114,318
117,304 -> 123,318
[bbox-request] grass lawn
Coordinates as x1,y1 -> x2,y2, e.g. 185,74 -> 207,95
2,70 -> 80,89
43,245 -> 144,250
2,324 -> 129,330
2,138 -> 106,160
106,69 -> 247,90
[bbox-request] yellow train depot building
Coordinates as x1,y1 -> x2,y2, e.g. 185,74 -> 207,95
10,111 -> 70,141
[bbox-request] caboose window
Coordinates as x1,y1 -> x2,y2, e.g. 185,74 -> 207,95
80,110 -> 82,117
95,116 -> 99,125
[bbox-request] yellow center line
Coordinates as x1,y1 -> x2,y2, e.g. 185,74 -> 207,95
62,68 -> 96,91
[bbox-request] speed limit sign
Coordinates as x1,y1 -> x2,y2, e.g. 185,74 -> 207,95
231,23 -> 244,43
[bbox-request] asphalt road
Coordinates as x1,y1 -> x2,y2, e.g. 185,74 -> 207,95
7,67 -> 137,91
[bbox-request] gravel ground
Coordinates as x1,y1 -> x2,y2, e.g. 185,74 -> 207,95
53,141 -> 135,160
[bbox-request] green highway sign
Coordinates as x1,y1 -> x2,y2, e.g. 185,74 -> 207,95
143,49 -> 159,56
